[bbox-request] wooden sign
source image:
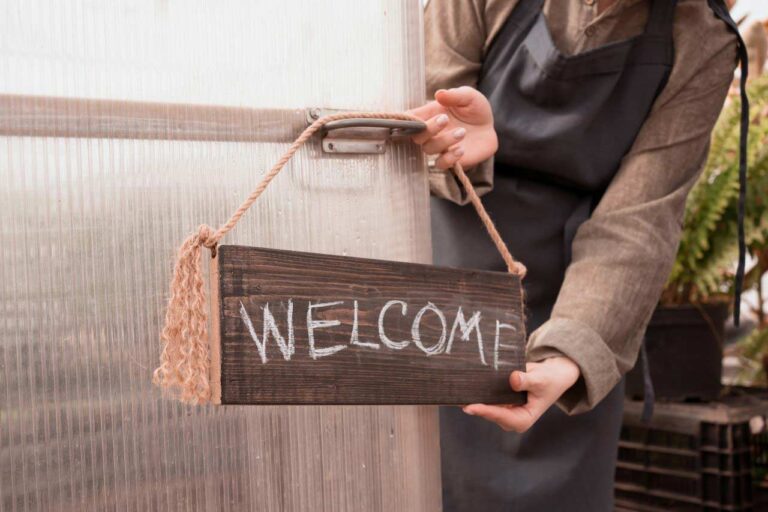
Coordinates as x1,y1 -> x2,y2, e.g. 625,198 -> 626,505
209,245 -> 527,405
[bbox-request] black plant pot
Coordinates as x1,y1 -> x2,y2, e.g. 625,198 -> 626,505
626,302 -> 729,402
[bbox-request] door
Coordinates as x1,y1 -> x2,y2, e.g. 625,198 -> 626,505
0,2 -> 441,511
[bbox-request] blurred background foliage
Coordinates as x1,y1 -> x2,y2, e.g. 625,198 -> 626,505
663,75 -> 768,306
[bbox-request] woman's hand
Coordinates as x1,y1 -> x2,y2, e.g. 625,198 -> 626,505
408,86 -> 498,170
463,357 -> 580,433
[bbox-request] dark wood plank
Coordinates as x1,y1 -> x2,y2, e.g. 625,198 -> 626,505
213,245 -> 527,405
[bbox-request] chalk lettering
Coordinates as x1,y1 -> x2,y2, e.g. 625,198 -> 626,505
262,300 -> 295,361
411,302 -> 448,356
307,301 -> 347,359
446,307 -> 487,366
240,301 -> 268,363
494,320 -> 518,370
350,299 -> 380,349
241,297 -> 514,368
378,300 -> 410,350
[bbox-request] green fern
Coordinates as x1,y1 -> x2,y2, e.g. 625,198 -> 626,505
664,75 -> 768,303
665,75 -> 768,386
733,327 -> 768,387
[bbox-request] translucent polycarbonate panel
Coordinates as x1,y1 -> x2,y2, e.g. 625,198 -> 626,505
0,1 -> 423,110
0,2 -> 441,512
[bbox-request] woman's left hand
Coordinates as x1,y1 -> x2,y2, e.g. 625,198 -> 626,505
463,357 -> 580,433
407,86 -> 498,170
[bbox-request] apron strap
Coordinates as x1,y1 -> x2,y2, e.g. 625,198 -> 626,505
645,0 -> 679,38
639,336 -> 655,423
707,0 -> 749,326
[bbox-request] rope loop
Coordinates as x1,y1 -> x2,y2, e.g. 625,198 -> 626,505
154,111 -> 525,404
451,162 -> 527,278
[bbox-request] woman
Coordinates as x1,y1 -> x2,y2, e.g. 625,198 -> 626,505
409,0 -> 748,510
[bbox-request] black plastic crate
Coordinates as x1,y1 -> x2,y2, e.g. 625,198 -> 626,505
615,390 -> 768,511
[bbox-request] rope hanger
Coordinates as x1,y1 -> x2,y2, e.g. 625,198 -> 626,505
153,111 -> 526,405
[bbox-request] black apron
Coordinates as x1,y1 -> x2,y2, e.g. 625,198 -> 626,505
431,1 -> 748,510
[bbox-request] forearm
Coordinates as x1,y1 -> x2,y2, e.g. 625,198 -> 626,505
527,181 -> 694,414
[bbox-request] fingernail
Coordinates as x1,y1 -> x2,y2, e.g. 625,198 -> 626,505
453,147 -> 464,157
452,127 -> 466,139
463,407 -> 474,416
436,114 -> 449,127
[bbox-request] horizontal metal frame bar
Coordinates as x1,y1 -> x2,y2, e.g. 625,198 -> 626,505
0,94 -> 311,142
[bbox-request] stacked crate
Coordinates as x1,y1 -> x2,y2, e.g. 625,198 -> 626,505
615,392 -> 768,511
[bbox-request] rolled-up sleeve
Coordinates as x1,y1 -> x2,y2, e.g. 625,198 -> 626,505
527,13 -> 738,414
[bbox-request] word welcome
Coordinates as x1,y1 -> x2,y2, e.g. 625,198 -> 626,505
238,299 -> 520,370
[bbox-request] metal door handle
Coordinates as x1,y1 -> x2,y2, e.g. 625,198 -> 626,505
323,118 -> 426,137
308,110 -> 426,154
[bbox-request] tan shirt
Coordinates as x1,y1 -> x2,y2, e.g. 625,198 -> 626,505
426,0 -> 738,413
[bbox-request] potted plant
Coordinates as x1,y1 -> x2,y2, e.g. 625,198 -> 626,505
730,248 -> 768,386
627,74 -> 768,400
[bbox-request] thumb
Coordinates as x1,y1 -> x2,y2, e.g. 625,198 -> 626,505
435,86 -> 476,108
510,366 -> 546,392
510,370 -> 529,392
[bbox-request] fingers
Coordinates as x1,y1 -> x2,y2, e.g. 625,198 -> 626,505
434,86 -> 476,108
407,101 -> 446,123
412,113 -> 450,145
422,126 -> 466,154
462,404 -> 536,433
462,360 -> 579,434
434,143 -> 464,170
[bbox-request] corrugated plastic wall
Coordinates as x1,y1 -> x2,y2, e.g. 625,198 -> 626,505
0,1 -> 441,511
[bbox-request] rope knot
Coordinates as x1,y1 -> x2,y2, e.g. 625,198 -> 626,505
197,224 -> 217,249
511,262 -> 527,279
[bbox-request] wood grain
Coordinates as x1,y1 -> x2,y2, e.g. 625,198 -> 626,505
212,245 -> 527,405
209,255 -> 223,405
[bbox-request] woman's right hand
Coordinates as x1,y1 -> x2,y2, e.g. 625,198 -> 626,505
408,86 -> 498,170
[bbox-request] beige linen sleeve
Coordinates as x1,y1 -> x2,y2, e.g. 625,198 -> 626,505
424,0 -> 506,205
527,12 -> 738,414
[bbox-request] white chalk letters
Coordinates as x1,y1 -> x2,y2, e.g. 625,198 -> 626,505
238,298 -> 518,368
411,302 -> 447,356
378,300 -> 409,350
240,300 -> 297,364
307,301 -> 347,359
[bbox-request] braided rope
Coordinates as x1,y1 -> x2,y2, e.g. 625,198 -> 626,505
153,111 -> 526,404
